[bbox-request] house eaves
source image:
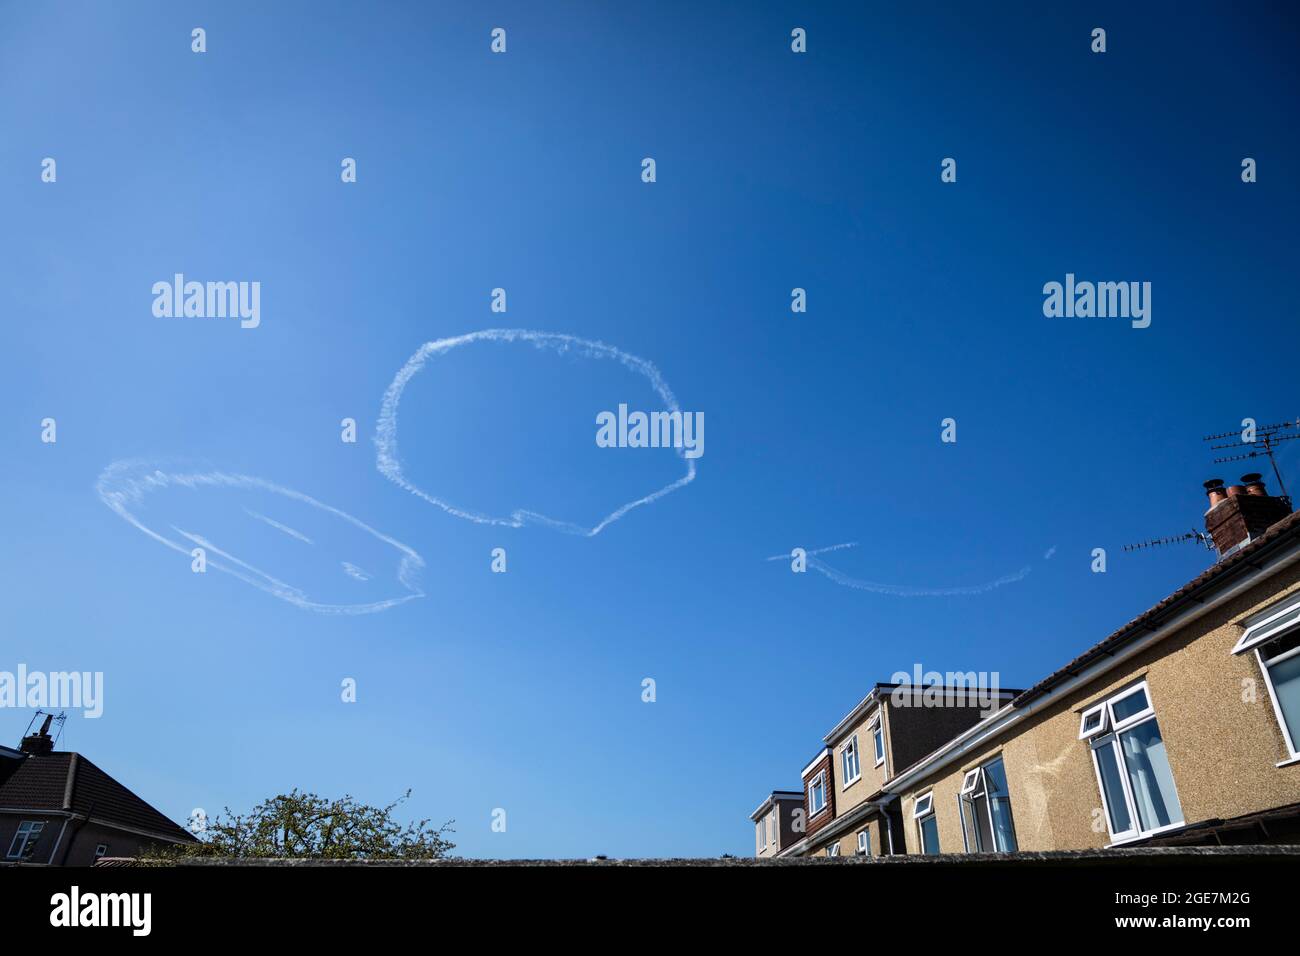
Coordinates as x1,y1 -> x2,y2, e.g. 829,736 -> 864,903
883,514 -> 1300,797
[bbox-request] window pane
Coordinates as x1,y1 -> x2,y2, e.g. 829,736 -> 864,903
1119,720 -> 1183,832
1266,651 -> 1300,749
1094,741 -> 1133,835
1111,688 -> 1149,724
919,815 -> 940,854
1262,628 -> 1300,663
983,758 -> 1019,852
959,795 -> 980,851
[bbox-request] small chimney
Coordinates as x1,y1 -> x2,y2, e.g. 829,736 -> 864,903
1204,478 -> 1228,509
1204,474 -> 1294,558
19,714 -> 55,756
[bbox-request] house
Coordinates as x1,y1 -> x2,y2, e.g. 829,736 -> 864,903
886,475 -> 1300,854
0,716 -> 196,865
765,683 -> 1020,858
750,791 -> 804,857
755,472 -> 1300,857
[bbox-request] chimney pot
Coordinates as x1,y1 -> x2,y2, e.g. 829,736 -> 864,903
1204,478 -> 1229,508
1204,471 -> 1294,557
1242,473 -> 1268,496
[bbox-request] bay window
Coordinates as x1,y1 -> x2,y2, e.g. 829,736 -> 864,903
1080,681 -> 1184,842
1233,593 -> 1300,760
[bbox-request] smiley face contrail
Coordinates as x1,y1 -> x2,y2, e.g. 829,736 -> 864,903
375,329 -> 697,536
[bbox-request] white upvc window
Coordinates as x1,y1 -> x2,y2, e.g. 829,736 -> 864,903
757,818 -> 767,850
809,771 -> 828,816
1233,594 -> 1300,760
6,820 -> 46,861
826,842 -> 841,857
912,792 -> 939,854
958,756 -> 1018,852
1078,701 -> 1108,739
767,811 -> 776,847
840,734 -> 861,786
870,716 -> 886,767
1081,680 -> 1184,843
856,829 -> 871,856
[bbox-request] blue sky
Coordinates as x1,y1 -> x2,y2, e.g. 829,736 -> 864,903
1,1 -> 1298,857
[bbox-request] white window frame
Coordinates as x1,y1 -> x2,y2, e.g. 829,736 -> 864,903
1257,639 -> 1300,760
6,820 -> 45,861
809,771 -> 828,816
870,716 -> 885,767
767,810 -> 776,847
1084,680 -> 1184,843
826,842 -> 841,857
1233,594 -> 1300,760
757,818 -> 767,850
1078,701 -> 1108,739
1232,593 -> 1300,656
840,734 -> 862,787
957,757 -> 1017,853
856,829 -> 870,856
912,792 -> 938,854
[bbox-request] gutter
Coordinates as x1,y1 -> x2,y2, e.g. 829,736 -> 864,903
883,531 -> 1300,797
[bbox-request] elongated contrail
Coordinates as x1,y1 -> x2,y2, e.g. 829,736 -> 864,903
244,508 -> 313,544
768,543 -> 1033,597
765,542 -> 859,561
375,329 -> 697,536
96,460 -> 424,614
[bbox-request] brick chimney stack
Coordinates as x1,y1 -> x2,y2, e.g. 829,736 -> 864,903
19,713 -> 55,755
1203,474 -> 1293,558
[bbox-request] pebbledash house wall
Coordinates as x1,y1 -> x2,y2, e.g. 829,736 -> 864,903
896,559 -> 1300,854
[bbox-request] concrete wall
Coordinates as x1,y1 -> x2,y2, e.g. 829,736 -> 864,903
899,563 -> 1300,853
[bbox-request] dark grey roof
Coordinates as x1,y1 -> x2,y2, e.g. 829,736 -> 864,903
0,750 -> 195,843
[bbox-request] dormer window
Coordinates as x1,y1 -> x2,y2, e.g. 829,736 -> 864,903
809,771 -> 828,816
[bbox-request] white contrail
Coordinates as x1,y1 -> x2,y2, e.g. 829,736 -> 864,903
806,554 -> 1032,597
96,460 -> 424,614
765,542 -> 859,561
769,542 -> 1033,597
374,329 -> 697,536
244,508 -> 314,544
342,562 -> 372,581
